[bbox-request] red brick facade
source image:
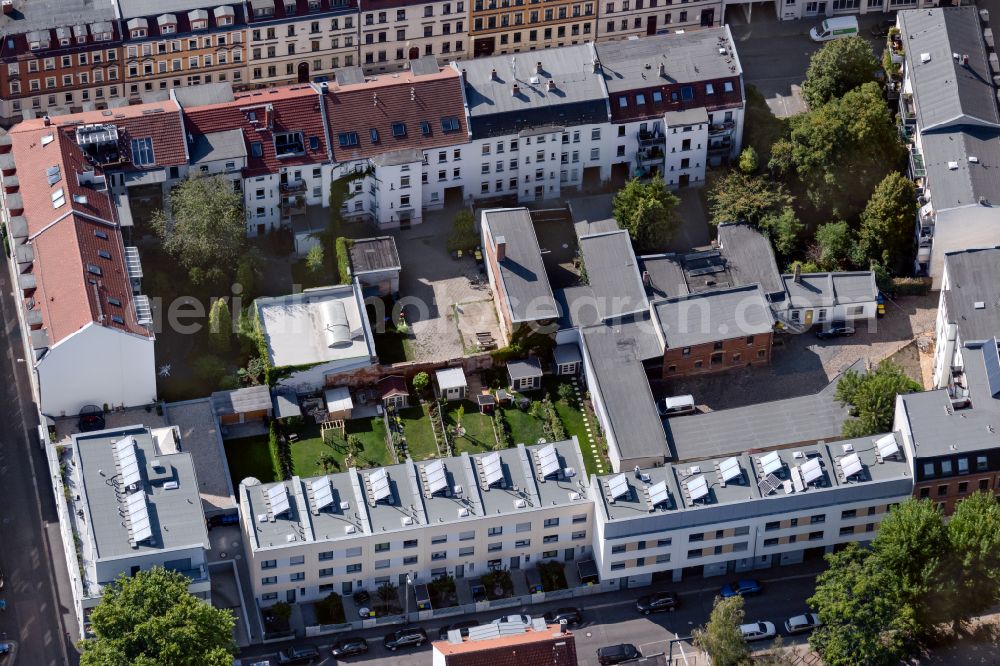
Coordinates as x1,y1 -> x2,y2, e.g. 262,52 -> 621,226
662,332 -> 772,378
913,474 -> 1000,516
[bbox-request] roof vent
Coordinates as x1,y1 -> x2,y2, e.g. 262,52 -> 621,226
948,161 -> 959,170
921,52 -> 932,63
320,81 -> 328,93
514,498 -> 527,508
163,480 -> 178,490
458,507 -> 469,517
975,301 -> 986,309
970,156 -> 980,163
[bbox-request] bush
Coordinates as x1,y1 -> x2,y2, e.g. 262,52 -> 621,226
306,244 -> 325,274
268,422 -> 292,480
447,209 -> 478,253
890,276 -> 931,296
494,407 -> 511,450
314,593 -> 346,625
556,382 -> 576,403
412,371 -> 430,396
192,354 -> 226,384
335,237 -> 352,284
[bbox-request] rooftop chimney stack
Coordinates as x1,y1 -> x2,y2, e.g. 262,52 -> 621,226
593,60 -> 601,74
495,235 -> 506,261
536,61 -> 543,73
512,83 -> 520,96
320,81 -> 328,93
658,62 -> 666,78
642,270 -> 651,286
793,263 -> 802,283
2,1 -> 13,15
42,115 -> 50,126
546,79 -> 556,91
963,54 -> 970,66
264,104 -> 274,129
491,67 -> 498,80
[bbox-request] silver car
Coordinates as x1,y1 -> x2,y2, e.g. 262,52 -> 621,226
784,613 -> 822,635
740,621 -> 776,642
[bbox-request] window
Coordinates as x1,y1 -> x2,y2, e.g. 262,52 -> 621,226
403,539 -> 418,549
515,539 -> 531,548
839,526 -> 855,536
919,487 -> 930,498
375,542 -> 390,552
459,546 -> 474,556
810,514 -> 825,524
442,116 -> 460,132
251,142 -> 263,158
611,562 -> 626,571
460,530 -> 476,540
319,568 -> 334,577
808,531 -> 824,541
763,538 -> 779,547
261,560 -> 277,569
977,455 -> 989,471
958,482 -> 969,493
262,576 -> 277,585
942,460 -> 953,475
938,484 -> 949,497
543,517 -> 560,528
841,509 -> 856,520
543,534 -> 558,544
591,128 -> 601,141
657,538 -> 672,547
923,463 -> 935,478
572,531 -> 586,540
515,522 -> 531,533
590,148 -> 599,160
431,551 -> 447,560
290,572 -> 305,582
572,514 -> 587,524
432,534 -> 447,544
688,532 -> 703,542
392,122 -> 407,137
374,560 -> 390,570
338,132 -> 359,147
130,137 -> 155,166
346,563 -> 362,573
611,544 -> 626,554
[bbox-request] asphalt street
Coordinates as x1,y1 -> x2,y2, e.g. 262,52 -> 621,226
236,564 -> 823,666
0,259 -> 77,665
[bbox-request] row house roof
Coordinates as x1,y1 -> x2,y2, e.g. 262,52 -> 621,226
245,0 -> 358,24
0,0 -> 118,59
119,1 -> 246,38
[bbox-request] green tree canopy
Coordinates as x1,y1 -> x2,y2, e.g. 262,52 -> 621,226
802,36 -> 879,108
946,491 -> 1000,619
770,82 -> 905,219
306,244 -> 325,274
707,172 -> 793,227
809,544 -> 916,666
207,298 -> 232,354
835,360 -> 921,437
692,595 -> 750,666
152,176 -> 246,271
612,178 -> 681,252
758,206 -> 804,258
412,371 -> 430,395
738,146 -> 759,174
855,172 -> 917,275
813,220 -> 855,271
447,209 -> 478,253
80,567 -> 236,666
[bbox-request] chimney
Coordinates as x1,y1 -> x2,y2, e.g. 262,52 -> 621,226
264,104 -> 273,129
592,61 -> 601,74
793,263 -> 802,283
642,270 -> 651,286
658,62 -> 665,78
2,1 -> 13,15
320,81 -> 329,93
490,67 -> 498,81
511,83 -> 520,96
495,235 -> 506,261
546,79 -> 556,91
535,61 -> 543,73
43,115 -> 50,126
963,54 -> 970,66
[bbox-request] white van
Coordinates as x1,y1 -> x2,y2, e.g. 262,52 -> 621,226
662,395 -> 696,417
809,16 -> 859,42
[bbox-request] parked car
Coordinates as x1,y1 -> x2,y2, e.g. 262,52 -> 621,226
0,643 -> 11,655
741,621 -> 776,642
635,591 -> 679,615
784,613 -> 823,635
543,607 -> 583,626
77,407 -> 105,432
382,627 -> 428,651
330,637 -> 369,658
438,620 -> 480,640
871,17 -> 896,38
720,579 -> 762,598
276,646 -> 320,664
597,643 -> 641,665
493,613 -> 532,625
815,321 -> 855,339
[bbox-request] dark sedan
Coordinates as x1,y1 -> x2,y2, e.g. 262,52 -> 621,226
815,321 -> 855,339
543,607 -> 583,625
330,637 -> 368,658
636,591 -> 679,615
383,627 -> 428,651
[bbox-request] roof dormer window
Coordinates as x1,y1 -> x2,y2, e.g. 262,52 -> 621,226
189,9 -> 209,31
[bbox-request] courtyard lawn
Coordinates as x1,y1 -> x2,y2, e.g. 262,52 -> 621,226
289,417 -> 391,476
396,405 -> 441,461
543,376 -> 609,476
223,435 -> 275,488
446,401 -> 498,454
503,406 -> 547,446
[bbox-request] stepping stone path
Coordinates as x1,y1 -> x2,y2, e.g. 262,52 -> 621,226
570,377 -> 605,475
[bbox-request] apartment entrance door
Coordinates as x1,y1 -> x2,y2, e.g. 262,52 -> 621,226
804,309 -> 814,326
510,556 -> 520,569
456,564 -> 465,579
646,15 -> 657,35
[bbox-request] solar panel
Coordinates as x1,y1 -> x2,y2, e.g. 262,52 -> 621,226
368,468 -> 392,503
423,459 -> 448,495
876,434 -> 899,458
536,443 -> 560,478
686,474 -> 709,501
268,482 -> 291,516
841,453 -> 863,478
311,476 -> 334,511
607,473 -> 630,500
481,452 -> 504,487
759,451 -> 782,476
125,491 -> 152,543
648,480 -> 669,506
719,457 -> 742,483
114,436 -> 142,487
800,458 -> 823,484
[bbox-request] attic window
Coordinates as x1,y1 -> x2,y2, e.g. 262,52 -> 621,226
41,134 -> 54,147
247,110 -> 257,122
723,81 -> 734,93
251,142 -> 263,158
920,52 -> 931,63
108,297 -> 122,306
111,315 -> 125,324
86,263 -> 102,276
421,121 -> 431,136
130,137 -> 155,166
681,86 -> 694,101
94,230 -> 108,239
309,136 -> 320,151
392,122 -> 407,137
441,116 -> 460,132
339,132 -> 359,147
370,128 -> 379,144
274,131 -> 305,157
98,249 -> 111,259
51,188 -> 66,208
46,165 -> 61,186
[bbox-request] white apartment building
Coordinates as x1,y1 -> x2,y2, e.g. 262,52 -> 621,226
359,0 -> 468,74
239,439 -> 594,605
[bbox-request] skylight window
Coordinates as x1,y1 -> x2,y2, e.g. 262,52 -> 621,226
46,165 -> 61,186
51,188 -> 66,208
370,128 -> 379,144
309,136 -> 320,150
420,121 -> 431,137
251,142 -> 263,158
111,314 -> 125,324
94,230 -> 108,240
108,297 -> 122,306
130,137 -> 154,166
41,134 -> 54,146
338,132 -> 359,147
98,249 -> 111,259
392,122 -> 407,138
274,131 -> 305,157
86,263 -> 102,276
441,116 -> 460,132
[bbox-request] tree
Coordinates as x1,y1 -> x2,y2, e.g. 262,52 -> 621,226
946,492 -> 1000,619
306,243 -> 325,274
318,451 -> 338,473
235,254 -> 257,300
758,207 -> 804,258
855,172 -> 916,275
612,178 -> 680,252
238,356 -> 266,386
802,36 -> 879,108
707,172 -> 792,227
376,581 -> 399,612
412,371 -> 430,397
692,595 -> 749,666
447,209 -> 478,253
743,85 -> 790,166
152,176 -> 246,271
770,83 -> 905,220
80,567 -> 236,666
345,435 -> 362,468
814,221 -> 855,271
738,146 -> 758,174
835,360 -> 921,437
809,544 -> 916,666
207,298 -> 232,354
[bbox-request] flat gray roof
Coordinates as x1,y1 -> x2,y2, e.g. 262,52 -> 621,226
483,209 -> 558,323
597,466 -> 682,522
527,439 -> 590,509
413,457 -> 483,527
920,126 -> 1000,212
579,230 -> 649,321
75,426 -> 209,560
717,224 -> 784,300
173,82 -> 235,108
581,322 -> 670,463
574,217 -> 619,240
349,236 -> 401,274
666,362 -> 861,461
638,254 -> 689,300
189,129 -> 246,164
663,108 -> 709,126
653,285 -> 774,349
782,272 -> 878,309
0,0 -> 115,35
553,343 -> 582,367
211,385 -> 271,416
436,366 -> 468,390
595,27 -> 743,94
507,358 -> 542,380
118,0 -> 236,19
943,248 -> 1000,342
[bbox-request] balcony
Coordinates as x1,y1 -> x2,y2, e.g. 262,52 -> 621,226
637,129 -> 665,146
909,145 -> 926,179
900,93 -> 916,126
898,123 -> 914,144
708,120 -> 735,136
281,196 -> 306,218
279,179 -> 307,194
637,145 -> 664,166
124,246 -> 143,293
708,139 -> 733,154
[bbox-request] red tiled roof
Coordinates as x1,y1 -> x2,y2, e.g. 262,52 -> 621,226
323,67 -> 468,162
433,625 -> 578,666
377,375 -> 408,398
184,85 -> 329,177
9,123 -> 152,344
